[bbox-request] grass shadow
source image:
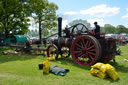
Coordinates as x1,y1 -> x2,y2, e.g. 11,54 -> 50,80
54,57 -> 128,73
109,62 -> 128,73
104,77 -> 120,82
54,58 -> 91,70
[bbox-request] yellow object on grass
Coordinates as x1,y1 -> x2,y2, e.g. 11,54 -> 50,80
89,68 -> 107,79
43,60 -> 50,74
91,63 -> 107,73
42,57 -> 55,74
90,63 -> 119,80
47,57 -> 55,61
105,64 -> 118,80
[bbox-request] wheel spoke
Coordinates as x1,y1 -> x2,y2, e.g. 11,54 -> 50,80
85,40 -> 89,48
76,52 -> 83,57
87,41 -> 91,47
74,50 -> 82,54
81,26 -> 84,31
76,43 -> 83,49
88,55 -> 94,60
76,47 -> 82,50
82,39 -> 86,48
79,54 -> 85,58
88,52 -> 96,55
80,40 -> 84,48
88,45 -> 94,50
76,26 -> 79,31
89,49 -> 96,52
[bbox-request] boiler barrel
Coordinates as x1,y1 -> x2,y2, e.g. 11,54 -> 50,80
54,38 -> 72,47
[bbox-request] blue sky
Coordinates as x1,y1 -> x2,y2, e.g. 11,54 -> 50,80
48,0 -> 128,28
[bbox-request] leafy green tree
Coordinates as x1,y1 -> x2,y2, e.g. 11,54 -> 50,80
101,27 -> 105,33
28,0 -> 58,41
116,25 -> 128,34
41,2 -> 58,37
103,24 -> 116,34
0,0 -> 30,38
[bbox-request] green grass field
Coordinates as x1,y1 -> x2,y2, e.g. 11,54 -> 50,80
0,45 -> 128,85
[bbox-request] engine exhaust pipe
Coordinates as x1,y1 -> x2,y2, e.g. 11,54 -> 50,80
58,17 -> 62,38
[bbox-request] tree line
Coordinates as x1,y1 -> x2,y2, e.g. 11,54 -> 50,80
101,24 -> 128,34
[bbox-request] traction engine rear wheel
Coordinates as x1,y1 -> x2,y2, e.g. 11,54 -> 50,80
71,35 -> 101,66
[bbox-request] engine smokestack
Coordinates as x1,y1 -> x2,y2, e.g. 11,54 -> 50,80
58,17 -> 62,38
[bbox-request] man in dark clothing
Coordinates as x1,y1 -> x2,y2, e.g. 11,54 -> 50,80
63,27 -> 70,37
94,22 -> 100,39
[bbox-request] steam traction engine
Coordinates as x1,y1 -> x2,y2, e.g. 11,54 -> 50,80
47,17 -> 117,66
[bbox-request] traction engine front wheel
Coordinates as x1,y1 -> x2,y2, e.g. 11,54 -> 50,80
47,44 -> 58,59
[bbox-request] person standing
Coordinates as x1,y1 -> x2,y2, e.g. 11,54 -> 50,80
94,22 -> 100,38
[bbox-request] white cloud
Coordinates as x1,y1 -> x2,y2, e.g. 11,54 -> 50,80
64,11 -> 78,15
80,4 -> 120,17
126,8 -> 128,12
87,19 -> 105,27
62,20 -> 69,28
122,8 -> 128,20
63,4 -> 120,17
122,14 -> 128,19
